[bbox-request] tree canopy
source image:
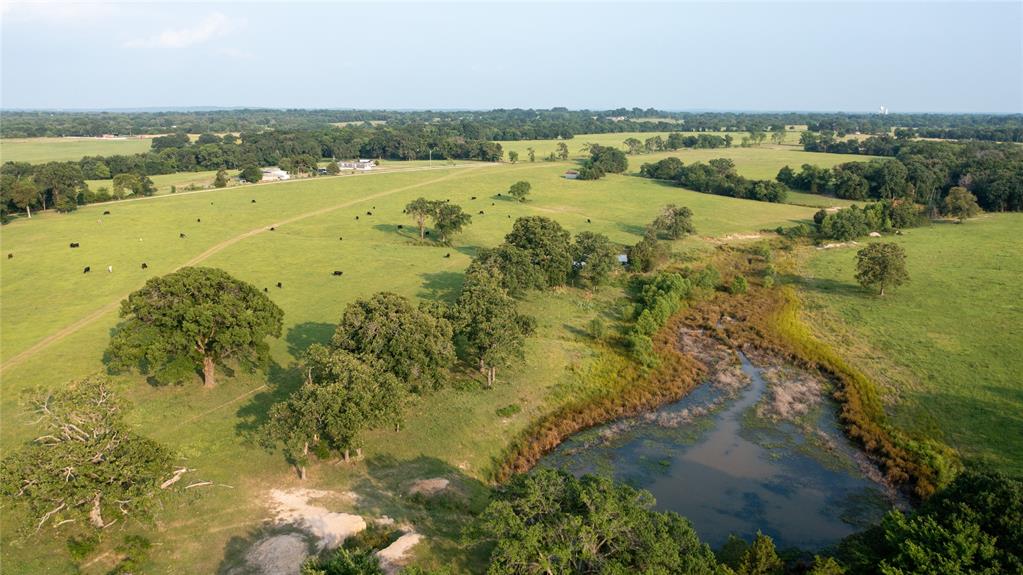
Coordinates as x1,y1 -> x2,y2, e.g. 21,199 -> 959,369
855,243 -> 909,296
0,377 -> 174,534
505,216 -> 573,287
468,469 -> 719,575
330,292 -> 455,392
652,204 -> 695,240
106,267 -> 284,387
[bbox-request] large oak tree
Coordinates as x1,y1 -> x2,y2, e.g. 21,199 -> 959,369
106,267 -> 284,387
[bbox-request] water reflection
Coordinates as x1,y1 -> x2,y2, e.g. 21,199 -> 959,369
541,352 -> 891,550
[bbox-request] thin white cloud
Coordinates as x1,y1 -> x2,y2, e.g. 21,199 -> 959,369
124,12 -> 239,49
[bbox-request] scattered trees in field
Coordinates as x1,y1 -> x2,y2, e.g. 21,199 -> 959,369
526,147 -> 535,162
261,348 -> 404,477
623,137 -> 643,155
943,186 -> 981,223
7,178 -> 38,217
467,469 -> 718,574
467,244 -> 546,296
452,270 -> 535,387
330,292 -> 455,392
505,216 -> 573,287
556,142 -> 569,161
855,242 -> 909,296
0,376 -> 174,533
112,172 -> 156,197
640,157 -> 786,202
239,165 -> 263,183
507,150 -> 519,163
213,168 -> 229,188
405,197 -> 472,243
571,231 -> 617,287
652,204 -> 695,240
627,229 -> 670,273
577,144 -> 628,180
106,267 -> 284,387
507,180 -> 531,202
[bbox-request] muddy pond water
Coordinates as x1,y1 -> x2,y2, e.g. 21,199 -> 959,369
540,351 -> 897,550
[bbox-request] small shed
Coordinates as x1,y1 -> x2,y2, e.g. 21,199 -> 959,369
564,170 -> 579,180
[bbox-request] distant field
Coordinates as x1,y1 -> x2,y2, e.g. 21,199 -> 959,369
0,159 -> 823,572
0,136 -> 154,163
798,214 -> 1023,474
86,169 -> 237,196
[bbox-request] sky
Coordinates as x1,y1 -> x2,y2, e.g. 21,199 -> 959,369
2,1 -> 1021,113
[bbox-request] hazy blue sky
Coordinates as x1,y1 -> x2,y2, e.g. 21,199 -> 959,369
2,1 -> 1021,112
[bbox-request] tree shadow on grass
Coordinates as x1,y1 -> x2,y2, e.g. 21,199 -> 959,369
616,221 -> 648,237
782,273 -> 864,298
285,322 -> 335,358
371,223 -> 420,240
419,271 -> 464,303
234,360 -> 303,438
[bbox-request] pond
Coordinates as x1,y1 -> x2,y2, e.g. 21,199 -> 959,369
540,351 -> 897,550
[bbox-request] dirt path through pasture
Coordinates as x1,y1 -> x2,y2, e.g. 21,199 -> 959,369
0,164 -> 494,375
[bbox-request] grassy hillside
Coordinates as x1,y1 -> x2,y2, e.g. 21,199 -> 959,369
0,136 -> 154,163
1,158 -> 821,573
797,214 -> 1023,474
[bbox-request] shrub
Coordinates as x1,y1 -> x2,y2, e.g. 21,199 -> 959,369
589,317 -> 607,341
496,404 -> 522,418
730,276 -> 748,294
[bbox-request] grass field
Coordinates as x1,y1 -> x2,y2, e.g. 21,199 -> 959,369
797,215 -> 1023,475
0,153 -> 825,573
0,137 -> 155,163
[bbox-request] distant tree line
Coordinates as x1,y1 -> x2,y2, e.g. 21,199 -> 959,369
795,136 -> 1023,212
7,107 -> 1016,142
639,157 -> 788,203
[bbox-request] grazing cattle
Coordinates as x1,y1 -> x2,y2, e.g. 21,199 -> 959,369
180,233 -> 186,238
107,266 -> 113,273
276,282 -> 282,288
491,202 -> 495,206
424,230 -> 431,236
7,253 -> 12,259
251,199 -> 257,203
355,216 -> 360,220
103,210 -> 111,215
332,271 -> 344,276
141,263 -> 148,270
339,237 -> 343,241
263,287 -> 268,292
507,215 -> 511,218
197,218 -> 201,223
270,227 -> 275,231
497,193 -> 502,197
444,253 -> 451,258
471,196 -> 477,200
397,225 -> 404,230
587,218 -> 591,223
210,202 -> 214,205
83,266 -> 90,273
478,210 -> 485,215
372,206 -> 376,209
366,211 -> 373,216
69,242 -> 80,248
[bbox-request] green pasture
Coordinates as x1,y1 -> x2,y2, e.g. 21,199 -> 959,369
797,214 -> 1023,475
0,137 -> 154,164
1,157 -> 824,572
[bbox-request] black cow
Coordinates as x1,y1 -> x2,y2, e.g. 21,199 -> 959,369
276,282 -> 282,288
425,230 -> 431,236
507,215 -> 511,218
83,266 -> 91,273
497,193 -> 502,197
7,253 -> 12,259
355,216 -> 360,220
103,210 -> 111,215
587,218 -> 591,223
270,227 -> 275,231
251,199 -> 257,203
332,271 -> 344,276
471,196 -> 477,200
492,202 -> 495,206
444,253 -> 451,258
197,218 -> 201,223
69,242 -> 80,248
141,263 -> 148,270
263,287 -> 268,292
366,211 -> 373,216
179,233 -> 186,238
339,237 -> 343,241
478,210 -> 485,215
397,225 -> 404,230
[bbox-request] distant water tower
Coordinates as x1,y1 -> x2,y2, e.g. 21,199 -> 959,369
878,105 -> 889,115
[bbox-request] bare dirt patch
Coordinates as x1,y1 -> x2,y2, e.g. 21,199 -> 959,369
268,488 -> 366,550
407,478 -> 450,497
376,532 -> 423,574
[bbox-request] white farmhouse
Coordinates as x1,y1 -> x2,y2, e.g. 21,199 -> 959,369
261,168 -> 290,182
